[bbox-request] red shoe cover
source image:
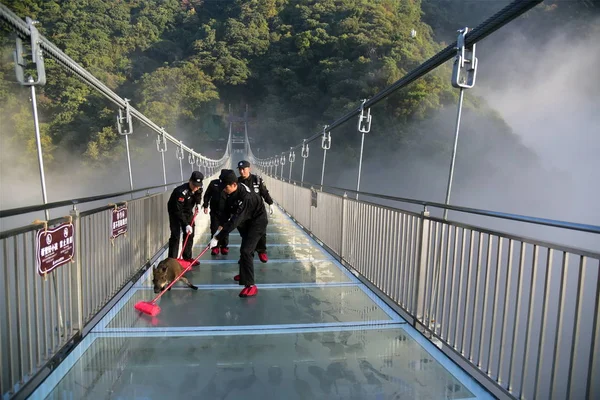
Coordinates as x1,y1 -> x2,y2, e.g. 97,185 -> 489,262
258,253 -> 268,263
220,247 -> 229,255
239,287 -> 249,297
245,285 -> 258,297
233,274 -> 240,281
211,248 -> 220,256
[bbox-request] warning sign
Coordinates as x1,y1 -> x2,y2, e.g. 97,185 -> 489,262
111,204 -> 128,239
36,223 -> 74,276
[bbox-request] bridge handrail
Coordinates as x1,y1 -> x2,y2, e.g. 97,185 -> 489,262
0,180 -> 188,219
268,176 -> 600,235
0,4 -> 229,165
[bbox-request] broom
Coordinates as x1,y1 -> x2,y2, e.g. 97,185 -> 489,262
134,229 -> 220,317
177,208 -> 199,261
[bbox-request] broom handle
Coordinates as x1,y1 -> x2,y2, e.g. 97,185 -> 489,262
151,236 -> 217,304
178,207 -> 199,259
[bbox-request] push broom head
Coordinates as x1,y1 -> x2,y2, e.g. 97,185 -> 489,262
134,301 -> 161,316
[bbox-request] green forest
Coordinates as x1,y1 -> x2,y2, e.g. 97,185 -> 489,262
0,0 -> 598,173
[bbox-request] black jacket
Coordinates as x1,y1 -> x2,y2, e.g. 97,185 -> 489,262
238,174 -> 273,205
202,179 -> 228,216
217,183 -> 267,239
167,182 -> 202,226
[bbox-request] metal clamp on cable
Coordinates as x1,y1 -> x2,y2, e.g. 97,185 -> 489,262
357,99 -> 372,134
156,129 -> 167,153
175,141 -> 184,160
289,148 -> 295,163
14,17 -> 46,86
301,140 -> 309,158
188,151 -> 195,166
196,155 -> 202,168
117,99 -> 133,135
452,27 -> 478,89
280,153 -> 286,166
321,126 -> 331,150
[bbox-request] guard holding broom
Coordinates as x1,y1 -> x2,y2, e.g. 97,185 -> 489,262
210,170 -> 267,297
167,171 -> 204,265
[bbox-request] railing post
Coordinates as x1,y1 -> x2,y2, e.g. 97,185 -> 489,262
414,206 -> 431,322
340,192 -> 347,262
157,128 -> 168,190
69,206 -> 83,331
320,126 -> 331,189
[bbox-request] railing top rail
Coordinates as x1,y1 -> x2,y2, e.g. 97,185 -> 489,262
0,180 -> 183,218
0,4 -> 230,165
269,175 -> 600,235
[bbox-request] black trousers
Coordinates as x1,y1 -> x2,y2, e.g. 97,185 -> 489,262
237,219 -> 267,287
210,213 -> 229,248
256,232 -> 267,253
168,214 -> 194,259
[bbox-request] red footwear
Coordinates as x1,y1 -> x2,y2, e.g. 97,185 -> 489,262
184,259 -> 200,267
245,285 -> 258,297
239,286 -> 249,297
220,247 -> 229,255
233,274 -> 240,281
258,252 -> 268,263
211,248 -> 220,256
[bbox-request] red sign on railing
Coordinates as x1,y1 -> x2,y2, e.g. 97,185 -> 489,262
111,204 -> 128,239
36,223 -> 74,276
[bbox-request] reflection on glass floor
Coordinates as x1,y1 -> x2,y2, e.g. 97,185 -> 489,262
30,206 -> 493,399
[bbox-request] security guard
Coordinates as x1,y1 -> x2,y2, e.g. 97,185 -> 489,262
167,171 -> 203,264
202,169 -> 230,255
237,160 -> 273,263
210,170 -> 267,297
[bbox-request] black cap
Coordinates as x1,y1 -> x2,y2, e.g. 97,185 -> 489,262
237,160 -> 250,169
189,171 -> 204,186
220,170 -> 238,185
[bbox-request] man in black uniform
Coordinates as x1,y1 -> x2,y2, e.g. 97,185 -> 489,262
210,170 -> 267,297
167,171 -> 203,265
202,169 -> 230,256
237,160 -> 273,263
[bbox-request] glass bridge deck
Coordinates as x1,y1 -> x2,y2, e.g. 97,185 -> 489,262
30,208 -> 492,399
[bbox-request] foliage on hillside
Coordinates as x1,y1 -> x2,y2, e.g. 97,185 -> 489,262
1,0 -> 596,172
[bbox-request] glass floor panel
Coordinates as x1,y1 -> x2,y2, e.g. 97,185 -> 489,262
105,286 -> 394,329
199,232 -> 313,245
42,327 -> 489,400
30,206 -> 493,399
139,260 -> 352,286
192,243 -> 331,260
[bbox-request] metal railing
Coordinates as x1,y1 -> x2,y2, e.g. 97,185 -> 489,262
0,191 -> 164,397
263,175 -> 600,400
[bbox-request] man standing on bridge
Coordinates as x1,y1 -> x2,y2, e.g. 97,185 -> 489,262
202,169 -> 230,256
210,170 -> 267,297
167,171 -> 204,265
237,160 -> 274,263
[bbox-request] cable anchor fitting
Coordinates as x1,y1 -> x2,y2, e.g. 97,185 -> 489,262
301,140 -> 310,158
156,128 -> 168,152
117,99 -> 133,135
321,126 -> 332,150
14,17 -> 46,86
289,148 -> 296,163
357,99 -> 372,133
452,27 -> 478,89
175,141 -> 184,160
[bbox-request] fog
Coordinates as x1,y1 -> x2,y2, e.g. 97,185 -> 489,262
285,7 -> 600,252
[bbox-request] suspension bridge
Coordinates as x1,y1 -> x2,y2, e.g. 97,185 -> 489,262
1,1 -> 599,399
